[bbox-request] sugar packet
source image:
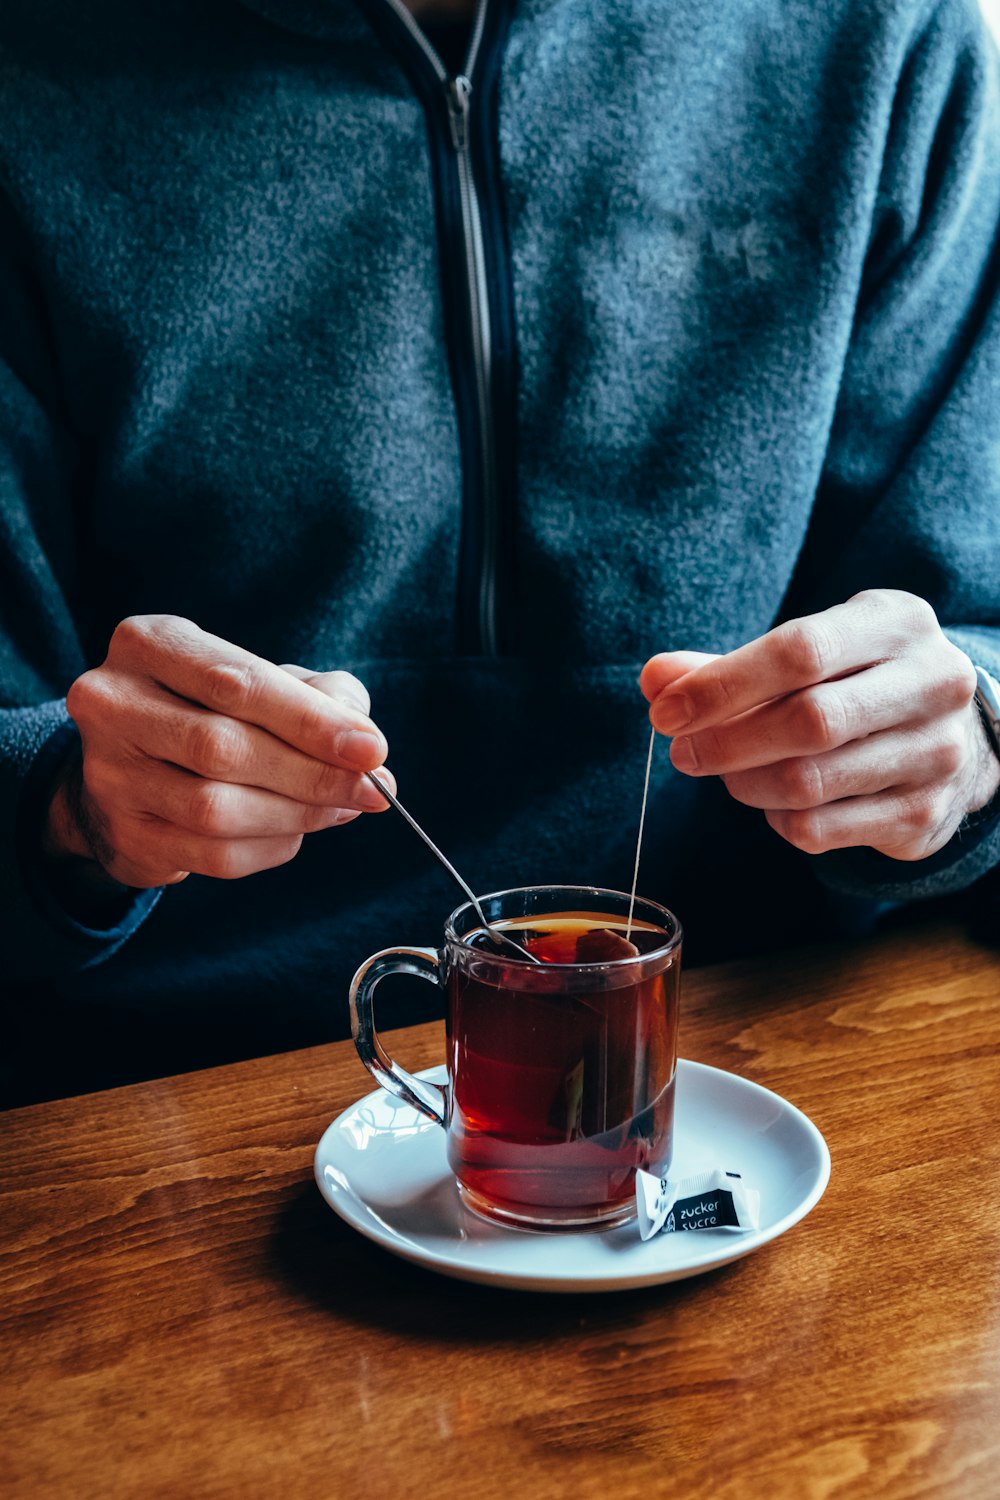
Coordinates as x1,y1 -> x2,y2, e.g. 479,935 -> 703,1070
636,1167 -> 761,1241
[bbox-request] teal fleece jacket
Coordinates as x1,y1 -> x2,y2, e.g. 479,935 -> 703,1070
1,0 -> 999,1103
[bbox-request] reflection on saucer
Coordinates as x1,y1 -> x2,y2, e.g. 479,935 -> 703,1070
314,1062 -> 827,1296
314,1061 -> 830,1293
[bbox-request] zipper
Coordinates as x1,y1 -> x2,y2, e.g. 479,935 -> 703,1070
380,0 -> 504,657
445,70 -> 498,656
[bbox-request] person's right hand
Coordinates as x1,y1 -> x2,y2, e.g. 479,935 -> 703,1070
45,615 -> 395,888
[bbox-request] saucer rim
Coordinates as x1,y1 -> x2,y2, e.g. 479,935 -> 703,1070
314,1058 -> 831,1293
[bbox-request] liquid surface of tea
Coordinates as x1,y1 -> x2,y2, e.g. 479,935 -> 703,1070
447,912 -> 678,1226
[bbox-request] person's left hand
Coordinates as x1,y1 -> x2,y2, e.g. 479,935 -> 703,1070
640,589 -> 1000,862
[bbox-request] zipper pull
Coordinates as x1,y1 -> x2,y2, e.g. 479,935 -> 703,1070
446,74 -> 473,152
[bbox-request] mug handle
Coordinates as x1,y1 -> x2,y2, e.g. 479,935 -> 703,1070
349,946 -> 448,1126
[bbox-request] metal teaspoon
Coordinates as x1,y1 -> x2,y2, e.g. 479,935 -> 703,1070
364,772 -> 540,964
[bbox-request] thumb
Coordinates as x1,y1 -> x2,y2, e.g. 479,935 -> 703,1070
639,650 -> 720,703
278,663 -> 372,717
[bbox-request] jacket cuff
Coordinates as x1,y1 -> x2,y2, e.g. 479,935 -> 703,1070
8,710 -> 161,980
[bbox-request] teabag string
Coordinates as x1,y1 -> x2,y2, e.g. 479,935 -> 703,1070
625,725 -> 656,942
364,772 -> 540,964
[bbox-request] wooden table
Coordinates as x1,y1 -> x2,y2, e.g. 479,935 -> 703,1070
3,921 -> 1000,1499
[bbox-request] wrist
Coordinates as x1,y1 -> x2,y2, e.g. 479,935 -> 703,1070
965,667 -> 1000,822
42,762 -> 126,894
973,667 -> 1000,758
43,766 -> 96,862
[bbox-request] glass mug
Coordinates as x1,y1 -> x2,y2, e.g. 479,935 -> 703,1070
350,885 -> 682,1231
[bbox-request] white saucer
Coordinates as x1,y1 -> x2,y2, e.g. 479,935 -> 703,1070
314,1059 -> 831,1293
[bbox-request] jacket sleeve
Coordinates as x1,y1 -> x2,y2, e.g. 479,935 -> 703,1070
0,199 -> 160,984
790,0 -> 1000,902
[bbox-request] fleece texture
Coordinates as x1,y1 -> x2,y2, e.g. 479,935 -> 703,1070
1,0 -> 999,1103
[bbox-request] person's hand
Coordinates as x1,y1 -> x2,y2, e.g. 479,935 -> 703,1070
640,590 -> 1000,862
45,615 -> 395,887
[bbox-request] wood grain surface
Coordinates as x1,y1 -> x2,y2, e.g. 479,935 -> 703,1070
2,921 -> 999,1500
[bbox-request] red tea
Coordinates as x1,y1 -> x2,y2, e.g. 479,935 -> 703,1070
446,911 -> 679,1227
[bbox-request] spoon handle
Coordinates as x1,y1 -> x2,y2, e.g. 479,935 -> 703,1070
364,773 -> 539,963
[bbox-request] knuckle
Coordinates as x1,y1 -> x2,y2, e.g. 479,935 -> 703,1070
903,592 -> 938,633
202,660 -> 258,714
66,668 -> 109,725
186,716 -> 241,778
110,613 -> 185,660
109,615 -> 153,655
199,835 -> 303,880
197,841 -> 245,880
789,686 -> 846,750
903,790 -> 942,836
196,847 -> 229,881
852,586 -> 894,613
781,808 -> 828,854
774,620 -> 834,683
187,780 -> 230,835
939,648 -> 977,711
930,729 -> 965,781
777,756 -> 825,808
854,588 -> 935,632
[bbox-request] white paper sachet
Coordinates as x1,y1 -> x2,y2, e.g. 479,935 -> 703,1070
636,1168 -> 761,1241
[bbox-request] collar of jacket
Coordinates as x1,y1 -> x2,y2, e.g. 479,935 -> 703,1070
238,0 -> 378,44
239,0 -> 524,51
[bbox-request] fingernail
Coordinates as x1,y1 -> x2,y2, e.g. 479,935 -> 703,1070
358,776 -> 393,809
671,736 -> 698,772
337,727 -> 387,769
652,693 -> 693,733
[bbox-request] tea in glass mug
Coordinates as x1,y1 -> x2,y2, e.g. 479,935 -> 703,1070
350,885 -> 681,1231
